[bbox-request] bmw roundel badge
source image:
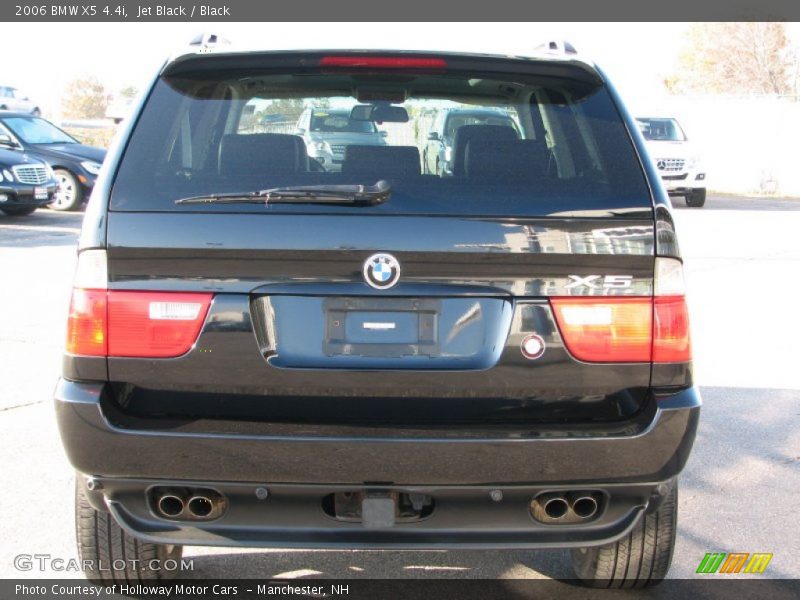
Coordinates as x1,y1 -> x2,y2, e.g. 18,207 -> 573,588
363,253 -> 401,290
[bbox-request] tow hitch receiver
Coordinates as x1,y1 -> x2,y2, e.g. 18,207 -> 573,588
325,490 -> 434,528
362,493 -> 396,529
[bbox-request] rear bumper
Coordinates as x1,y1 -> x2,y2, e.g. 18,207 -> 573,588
96,478 -> 669,549
56,380 -> 699,548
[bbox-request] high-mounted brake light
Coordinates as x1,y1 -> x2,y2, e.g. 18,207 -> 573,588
66,250 -> 213,358
551,258 -> 691,364
319,56 -> 447,69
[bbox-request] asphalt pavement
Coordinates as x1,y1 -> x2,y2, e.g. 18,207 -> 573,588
0,195 -> 798,583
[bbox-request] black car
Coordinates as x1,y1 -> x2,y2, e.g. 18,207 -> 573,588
57,48 -> 700,587
0,112 -> 106,211
423,107 -> 520,175
0,146 -> 57,215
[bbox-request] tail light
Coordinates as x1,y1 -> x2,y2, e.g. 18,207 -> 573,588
551,258 -> 691,364
107,291 -> 212,358
66,288 -> 107,356
66,250 -> 212,358
652,258 -> 691,363
551,297 -> 652,362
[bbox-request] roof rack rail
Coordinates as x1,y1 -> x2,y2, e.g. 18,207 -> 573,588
535,40 -> 578,56
188,32 -> 231,53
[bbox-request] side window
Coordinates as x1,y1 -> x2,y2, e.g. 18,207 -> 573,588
165,84 -> 231,173
236,100 -> 258,134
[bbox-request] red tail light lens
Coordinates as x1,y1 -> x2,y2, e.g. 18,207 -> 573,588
66,289 -> 107,356
653,296 -> 691,362
66,290 -> 212,358
107,291 -> 212,358
551,271 -> 692,365
551,297 -> 653,363
320,56 -> 447,69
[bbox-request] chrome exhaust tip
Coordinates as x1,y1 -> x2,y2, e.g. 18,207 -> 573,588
531,492 -> 570,522
543,495 -> 570,520
569,493 -> 599,519
187,496 -> 214,518
157,494 -> 185,518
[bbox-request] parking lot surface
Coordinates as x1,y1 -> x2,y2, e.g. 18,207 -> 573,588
0,194 -> 798,582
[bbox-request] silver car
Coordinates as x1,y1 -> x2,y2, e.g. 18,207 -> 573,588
0,86 -> 40,116
296,107 -> 386,172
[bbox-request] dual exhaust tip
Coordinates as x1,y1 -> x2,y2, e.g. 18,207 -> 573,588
153,488 -> 226,521
531,491 -> 601,524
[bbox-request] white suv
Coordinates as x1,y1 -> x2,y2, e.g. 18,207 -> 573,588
295,107 -> 387,172
636,117 -> 707,208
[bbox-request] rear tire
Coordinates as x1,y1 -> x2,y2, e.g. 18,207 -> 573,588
570,480 -> 678,588
0,206 -> 37,216
75,478 -> 183,584
685,189 -> 706,208
50,169 -> 83,211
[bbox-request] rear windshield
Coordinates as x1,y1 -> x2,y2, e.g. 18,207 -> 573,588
111,62 -> 650,215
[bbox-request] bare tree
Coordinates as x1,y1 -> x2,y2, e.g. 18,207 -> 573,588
62,76 -> 108,119
666,23 -> 796,96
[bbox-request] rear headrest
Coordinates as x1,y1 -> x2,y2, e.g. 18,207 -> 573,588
219,133 -> 309,177
452,124 -> 518,177
465,139 -> 551,181
342,145 -> 421,178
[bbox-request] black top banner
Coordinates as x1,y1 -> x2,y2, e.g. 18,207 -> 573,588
2,0 -> 800,22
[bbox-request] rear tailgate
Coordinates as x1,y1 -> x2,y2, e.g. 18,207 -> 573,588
103,211 -> 654,425
95,51 -> 658,426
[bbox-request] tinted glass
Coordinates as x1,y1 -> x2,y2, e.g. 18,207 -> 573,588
111,67 -> 650,215
2,117 -> 76,144
444,112 -> 518,138
310,111 -> 377,133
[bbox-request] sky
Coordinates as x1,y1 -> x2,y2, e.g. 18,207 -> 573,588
4,22 -> 799,118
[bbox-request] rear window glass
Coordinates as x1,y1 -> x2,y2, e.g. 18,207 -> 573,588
111,63 -> 650,215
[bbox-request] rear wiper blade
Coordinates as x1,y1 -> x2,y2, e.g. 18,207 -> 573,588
175,180 -> 392,207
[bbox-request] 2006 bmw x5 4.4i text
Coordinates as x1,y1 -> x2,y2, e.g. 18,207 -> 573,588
57,44 -> 699,588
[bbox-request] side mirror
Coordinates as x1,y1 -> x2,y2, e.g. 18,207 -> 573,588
427,132 -> 440,141
380,130 -> 388,138
0,134 -> 16,147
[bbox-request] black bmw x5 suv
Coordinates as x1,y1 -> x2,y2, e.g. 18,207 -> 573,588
57,47 -> 700,587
